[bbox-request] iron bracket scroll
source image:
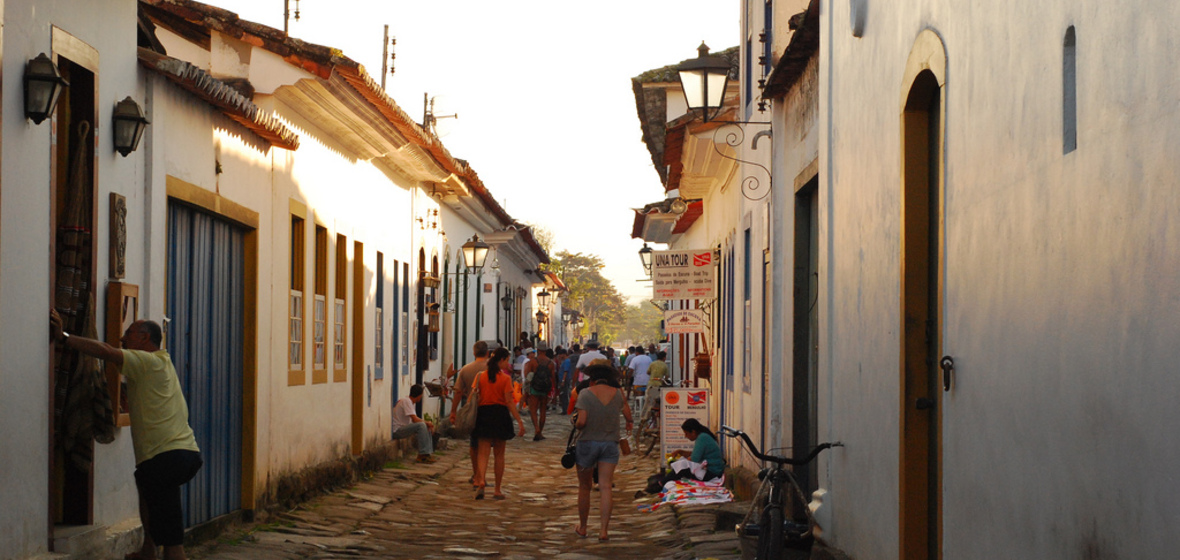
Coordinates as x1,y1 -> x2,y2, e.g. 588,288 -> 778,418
710,123 -> 773,201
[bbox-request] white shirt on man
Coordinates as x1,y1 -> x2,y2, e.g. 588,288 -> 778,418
574,350 -> 606,382
392,397 -> 417,431
629,354 -> 653,385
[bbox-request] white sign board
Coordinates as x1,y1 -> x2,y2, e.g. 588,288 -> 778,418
664,308 -> 707,334
659,387 -> 711,460
652,249 -> 715,300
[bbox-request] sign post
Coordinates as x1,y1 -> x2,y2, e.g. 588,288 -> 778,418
659,387 -> 711,462
652,249 -> 716,300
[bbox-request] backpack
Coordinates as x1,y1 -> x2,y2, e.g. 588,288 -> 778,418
530,359 -> 553,394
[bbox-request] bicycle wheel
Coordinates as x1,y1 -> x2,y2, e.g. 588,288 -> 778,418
756,505 -> 783,560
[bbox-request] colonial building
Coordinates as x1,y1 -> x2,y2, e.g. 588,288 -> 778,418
0,1 -> 548,557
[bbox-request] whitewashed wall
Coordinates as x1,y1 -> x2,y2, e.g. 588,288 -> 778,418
0,1 -> 146,556
820,1 -> 1180,558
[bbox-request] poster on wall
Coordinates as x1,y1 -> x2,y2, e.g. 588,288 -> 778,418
652,249 -> 715,300
664,308 -> 707,334
659,387 -> 711,460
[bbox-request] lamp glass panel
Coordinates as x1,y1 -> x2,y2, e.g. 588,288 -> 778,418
114,119 -> 138,150
473,245 -> 489,269
678,68 -> 706,109
706,72 -> 729,108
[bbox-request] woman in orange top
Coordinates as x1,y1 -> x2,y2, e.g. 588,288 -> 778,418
472,347 -> 526,499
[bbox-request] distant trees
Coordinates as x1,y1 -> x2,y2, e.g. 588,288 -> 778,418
548,250 -> 627,346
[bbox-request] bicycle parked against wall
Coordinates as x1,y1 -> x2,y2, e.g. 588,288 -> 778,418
719,426 -> 842,560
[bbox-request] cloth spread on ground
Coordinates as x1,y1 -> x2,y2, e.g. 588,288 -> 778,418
639,474 -> 733,512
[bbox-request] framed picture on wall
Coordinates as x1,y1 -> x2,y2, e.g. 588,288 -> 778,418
106,281 -> 138,427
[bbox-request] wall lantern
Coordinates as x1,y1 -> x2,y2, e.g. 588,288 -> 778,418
537,289 -> 550,308
500,292 -> 513,312
112,96 -> 150,157
24,53 -> 69,125
461,234 -> 490,271
676,42 -> 730,122
535,310 -> 547,324
638,243 -> 654,277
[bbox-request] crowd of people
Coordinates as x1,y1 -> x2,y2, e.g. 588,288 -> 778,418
430,336 -> 722,540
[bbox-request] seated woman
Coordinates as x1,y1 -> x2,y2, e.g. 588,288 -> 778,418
662,418 -> 726,485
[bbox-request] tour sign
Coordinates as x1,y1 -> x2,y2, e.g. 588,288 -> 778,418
652,249 -> 715,300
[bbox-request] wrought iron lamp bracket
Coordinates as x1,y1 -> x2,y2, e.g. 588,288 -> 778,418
709,123 -> 773,202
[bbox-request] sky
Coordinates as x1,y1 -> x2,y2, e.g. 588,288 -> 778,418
207,0 -> 739,305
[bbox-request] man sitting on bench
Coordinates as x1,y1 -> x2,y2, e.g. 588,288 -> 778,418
393,384 -> 437,463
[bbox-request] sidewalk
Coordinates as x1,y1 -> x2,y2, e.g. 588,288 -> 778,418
188,409 -> 719,559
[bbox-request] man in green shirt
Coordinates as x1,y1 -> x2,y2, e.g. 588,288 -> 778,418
51,310 -> 202,560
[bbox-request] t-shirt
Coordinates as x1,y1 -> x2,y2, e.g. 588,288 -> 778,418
575,386 -> 625,442
476,370 -> 515,407
574,350 -> 606,381
646,360 -> 668,389
391,397 -> 417,431
121,349 -> 200,465
559,356 -> 575,384
629,354 -> 653,385
691,432 -> 726,476
455,358 -> 487,401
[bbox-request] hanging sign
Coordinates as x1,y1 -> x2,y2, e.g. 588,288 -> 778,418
664,308 -> 706,334
652,249 -> 715,300
659,387 -> 711,461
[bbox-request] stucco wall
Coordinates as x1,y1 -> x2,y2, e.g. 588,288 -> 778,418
0,1 -> 146,556
820,2 -> 1180,558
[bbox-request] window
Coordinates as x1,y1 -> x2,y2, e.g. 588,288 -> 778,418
745,36 -> 754,118
375,251 -> 384,379
743,227 -> 752,392
289,211 -> 305,384
402,261 -> 410,376
1063,26 -> 1077,154
392,259 -> 400,377
334,234 -> 347,381
312,225 -> 328,382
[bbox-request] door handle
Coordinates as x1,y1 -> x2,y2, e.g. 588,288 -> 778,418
939,356 -> 954,392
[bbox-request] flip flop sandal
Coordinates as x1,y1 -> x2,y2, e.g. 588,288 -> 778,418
574,526 -> 588,538
475,487 -> 485,500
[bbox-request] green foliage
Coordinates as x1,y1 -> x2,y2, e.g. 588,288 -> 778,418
549,250 -> 628,345
617,303 -> 664,346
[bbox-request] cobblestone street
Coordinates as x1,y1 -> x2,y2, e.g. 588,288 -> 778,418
188,409 -> 743,560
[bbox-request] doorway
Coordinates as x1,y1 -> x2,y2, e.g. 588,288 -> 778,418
50,51 -> 98,531
792,176 -> 820,497
900,69 -> 943,560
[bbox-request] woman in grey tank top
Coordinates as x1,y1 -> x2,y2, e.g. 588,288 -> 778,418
572,363 -> 634,541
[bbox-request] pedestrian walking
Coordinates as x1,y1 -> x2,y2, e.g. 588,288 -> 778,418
50,310 -> 202,560
523,346 -> 557,440
572,362 -> 633,541
472,347 -> 526,500
449,341 -> 490,484
558,344 -> 579,413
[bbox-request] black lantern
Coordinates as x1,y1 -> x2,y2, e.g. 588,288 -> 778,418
461,234 -> 490,271
112,96 -> 150,157
537,289 -> 550,308
24,53 -> 68,125
638,243 -> 654,277
500,292 -> 513,312
676,43 -> 730,122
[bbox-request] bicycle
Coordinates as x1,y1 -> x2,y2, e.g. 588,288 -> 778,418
718,426 -> 842,560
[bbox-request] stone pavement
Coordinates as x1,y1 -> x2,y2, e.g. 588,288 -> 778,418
188,406 -> 747,560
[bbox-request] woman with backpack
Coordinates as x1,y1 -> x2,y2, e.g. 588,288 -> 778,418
472,347 -> 526,500
523,347 -> 557,441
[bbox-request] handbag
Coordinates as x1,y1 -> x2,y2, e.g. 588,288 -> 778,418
454,379 -> 481,437
560,426 -> 579,469
618,437 -> 631,456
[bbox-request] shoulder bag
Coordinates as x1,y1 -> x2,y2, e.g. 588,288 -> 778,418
454,377 -> 482,437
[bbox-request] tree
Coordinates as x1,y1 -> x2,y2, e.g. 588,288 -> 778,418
618,303 -> 664,346
525,223 -> 555,255
551,250 -> 627,345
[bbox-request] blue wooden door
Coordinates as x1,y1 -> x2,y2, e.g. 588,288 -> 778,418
167,202 -> 244,527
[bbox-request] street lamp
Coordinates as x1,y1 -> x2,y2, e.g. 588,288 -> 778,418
112,96 -> 150,157
24,53 -> 68,125
500,292 -> 513,312
676,42 -> 731,122
638,243 -> 654,277
537,289 -> 550,308
461,234 -> 490,271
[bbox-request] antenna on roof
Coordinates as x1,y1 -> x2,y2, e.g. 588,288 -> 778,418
381,26 -> 396,90
283,0 -> 302,34
422,94 -> 458,135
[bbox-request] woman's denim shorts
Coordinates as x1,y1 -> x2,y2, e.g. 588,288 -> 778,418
575,439 -> 620,469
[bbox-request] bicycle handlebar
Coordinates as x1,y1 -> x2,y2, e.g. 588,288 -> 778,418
719,425 -> 842,466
